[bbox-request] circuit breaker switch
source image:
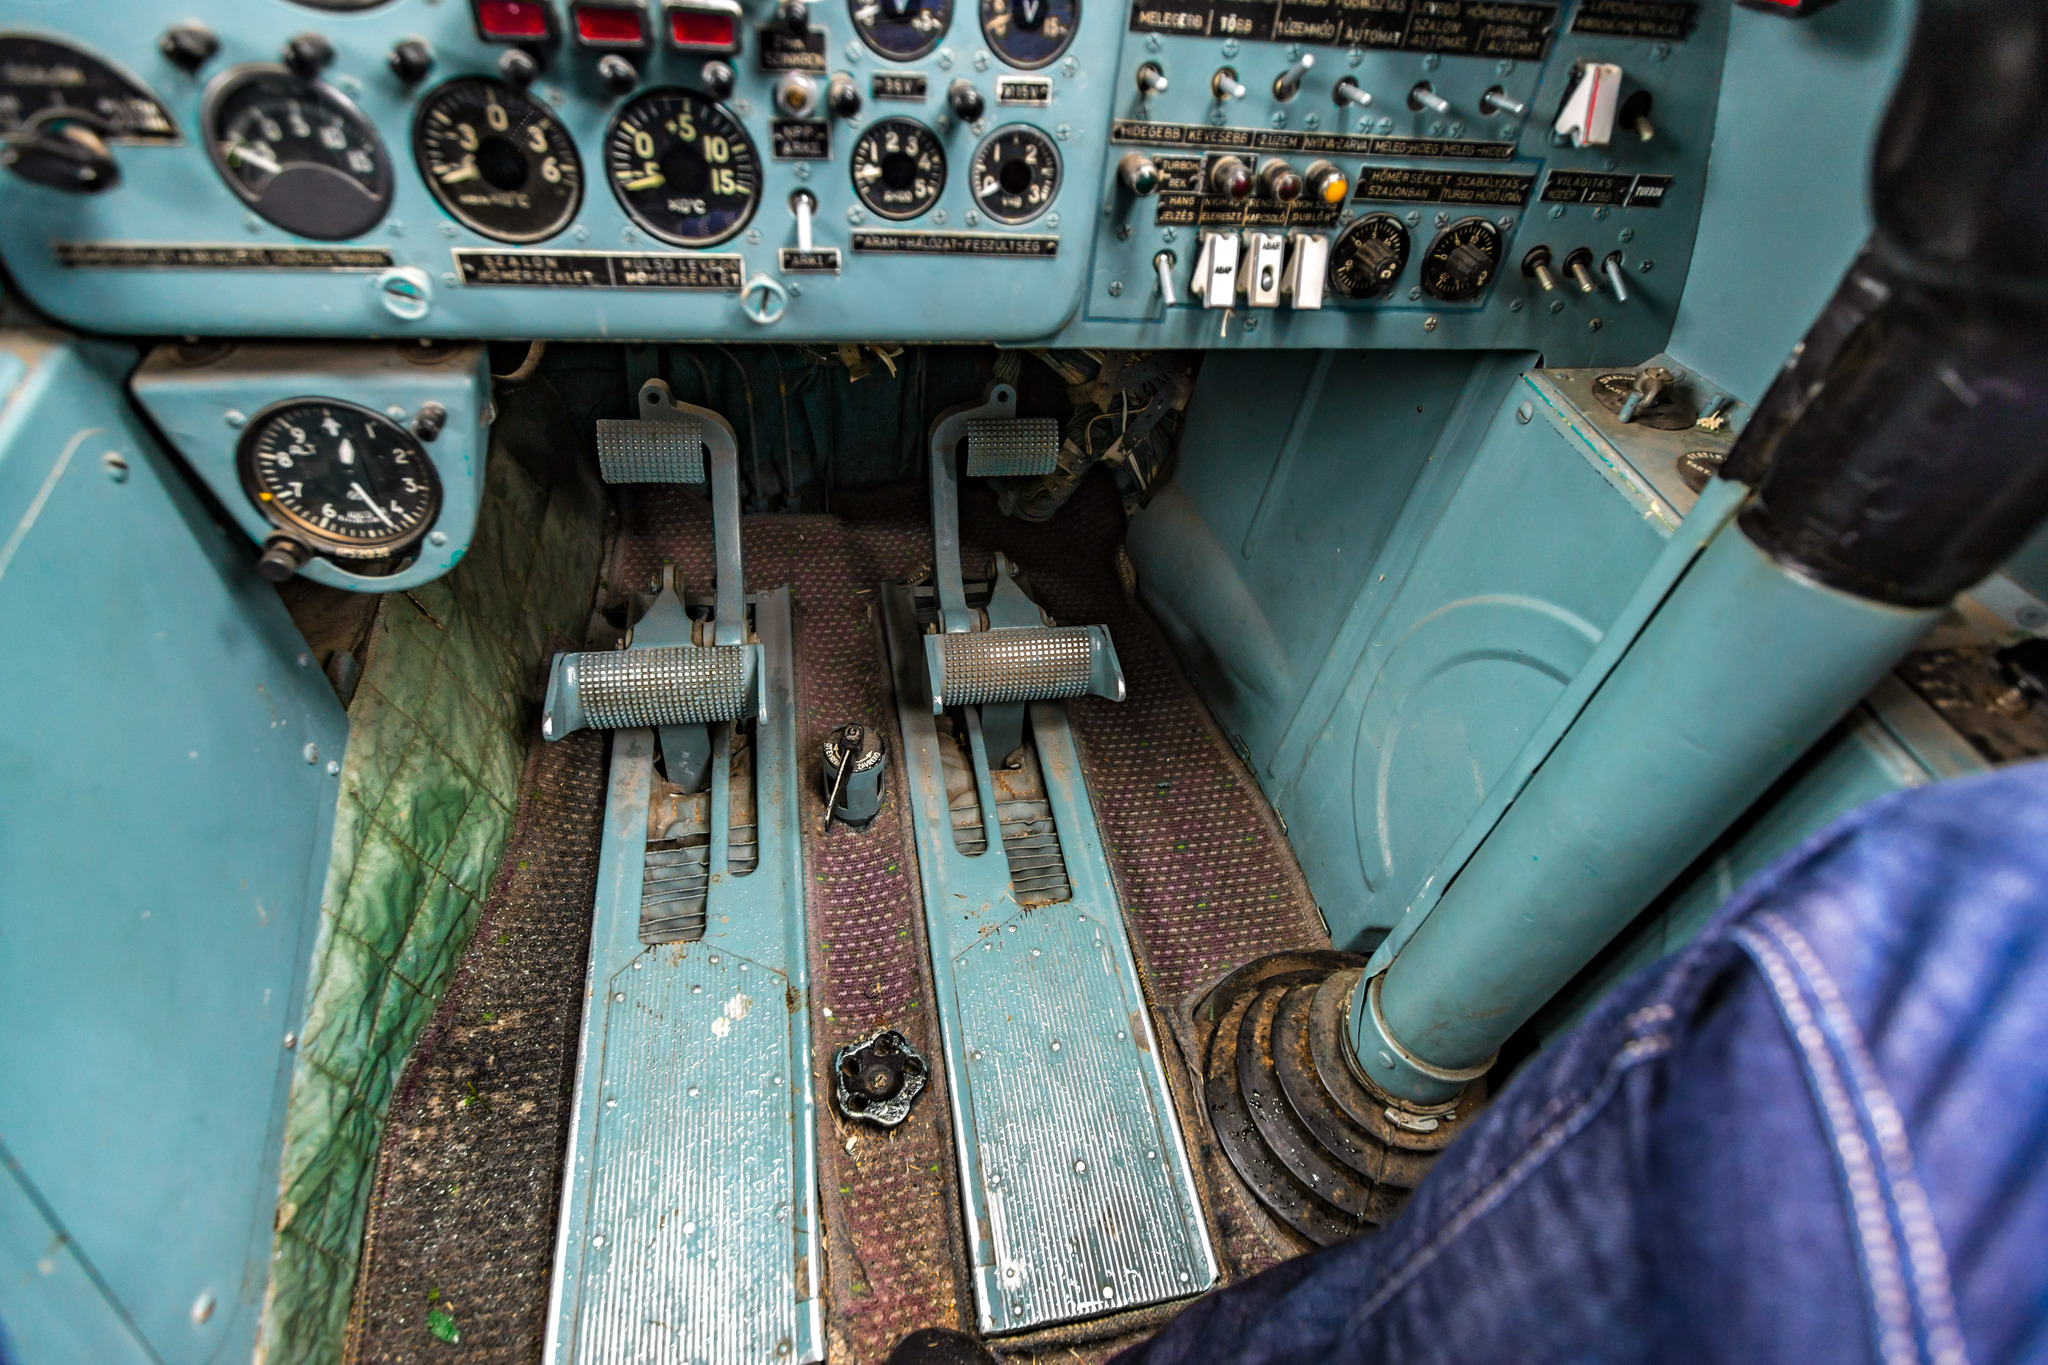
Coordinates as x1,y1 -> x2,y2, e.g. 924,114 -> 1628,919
1240,232 -> 1286,307
1154,250 -> 1179,307
1281,233 -> 1328,310
1190,231 -> 1241,309
1554,62 -> 1622,147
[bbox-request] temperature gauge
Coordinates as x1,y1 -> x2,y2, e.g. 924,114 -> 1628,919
238,400 -> 441,559
414,77 -> 582,243
605,88 -> 760,247
204,66 -> 393,240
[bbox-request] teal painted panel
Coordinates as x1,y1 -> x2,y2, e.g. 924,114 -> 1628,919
1275,376 -> 1667,948
0,335 -> 347,1364
1665,0 -> 1916,402
0,1149 -> 155,1365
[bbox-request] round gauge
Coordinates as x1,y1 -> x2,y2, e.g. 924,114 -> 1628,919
1327,214 -> 1411,300
1419,217 -> 1503,302
204,66 -> 393,240
851,0 -> 953,60
850,117 -> 945,220
978,0 -> 1078,70
414,78 -> 582,243
0,34 -> 178,143
605,88 -> 760,248
238,400 -> 442,559
970,125 -> 1058,224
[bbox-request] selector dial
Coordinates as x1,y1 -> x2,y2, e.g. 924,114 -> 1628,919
413,77 -> 582,243
978,0 -> 1078,70
605,88 -> 760,247
970,124 -> 1059,223
850,116 -> 945,219
1327,213 -> 1410,299
205,66 -> 393,240
851,0 -> 953,61
238,399 -> 442,560
1419,217 -> 1502,302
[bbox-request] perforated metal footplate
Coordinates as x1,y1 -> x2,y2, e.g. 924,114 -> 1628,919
884,584 -> 1216,1335
957,908 -> 1211,1325
547,590 -> 821,1365
931,629 -> 1098,708
965,417 -> 1060,477
568,645 -> 752,728
597,417 -> 707,484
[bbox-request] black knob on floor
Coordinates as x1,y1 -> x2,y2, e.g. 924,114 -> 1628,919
282,32 -> 334,79
159,23 -> 219,72
948,78 -> 983,122
389,37 -> 435,84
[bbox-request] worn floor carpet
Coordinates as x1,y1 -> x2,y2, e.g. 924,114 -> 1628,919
346,472 -> 1328,1363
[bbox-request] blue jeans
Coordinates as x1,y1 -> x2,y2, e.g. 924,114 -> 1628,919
1124,761 -> 2048,1365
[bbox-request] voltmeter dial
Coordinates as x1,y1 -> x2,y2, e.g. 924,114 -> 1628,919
238,400 -> 442,559
606,88 -> 760,247
850,117 -> 944,220
978,0 -> 1077,70
1419,217 -> 1503,302
414,77 -> 582,243
851,0 -> 953,60
1328,213 -> 1411,299
971,125 -> 1058,223
204,66 -> 392,240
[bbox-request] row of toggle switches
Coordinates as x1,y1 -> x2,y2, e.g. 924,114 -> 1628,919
1174,230 -> 1330,310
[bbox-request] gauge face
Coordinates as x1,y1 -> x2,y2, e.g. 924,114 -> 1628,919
606,88 -> 759,247
0,34 -> 177,143
1327,213 -> 1411,300
970,125 -> 1057,223
1419,217 -> 1503,302
414,78 -> 582,243
238,400 -> 441,558
851,117 -> 944,220
204,67 -> 392,240
851,0 -> 953,60
979,0 -> 1077,70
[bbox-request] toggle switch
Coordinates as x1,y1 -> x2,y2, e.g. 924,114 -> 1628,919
1154,250 -> 1179,307
160,23 -> 220,72
1408,81 -> 1450,115
1554,62 -> 1622,147
1333,76 -> 1371,109
598,52 -> 639,91
792,189 -> 817,250
389,37 -> 436,83
1240,231 -> 1286,307
1136,62 -> 1169,97
1480,86 -> 1527,117
699,59 -> 735,98
1281,232 -> 1328,309
1603,253 -> 1630,302
1563,247 -> 1597,293
1119,151 -> 1161,197
1208,154 -> 1251,200
1273,51 -> 1313,101
829,72 -> 861,117
1303,158 -> 1348,206
1619,90 -> 1655,142
282,32 -> 335,79
1212,67 -> 1246,101
1521,245 -> 1559,292
1190,231 -> 1240,309
498,47 -> 541,86
948,78 -> 984,121
1257,158 -> 1302,202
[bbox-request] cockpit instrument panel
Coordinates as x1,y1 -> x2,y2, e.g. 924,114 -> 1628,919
0,0 -> 1728,360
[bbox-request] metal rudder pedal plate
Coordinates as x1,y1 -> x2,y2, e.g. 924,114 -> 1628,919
541,389 -> 820,1365
881,382 -> 1216,1335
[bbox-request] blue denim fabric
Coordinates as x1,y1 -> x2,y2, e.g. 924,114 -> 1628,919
1123,760 -> 2048,1365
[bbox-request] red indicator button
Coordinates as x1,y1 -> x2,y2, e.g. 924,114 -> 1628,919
476,0 -> 552,39
575,3 -> 647,43
669,5 -> 738,49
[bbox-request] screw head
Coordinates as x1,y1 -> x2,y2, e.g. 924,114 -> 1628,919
1516,401 -> 1533,424
1589,317 -> 1604,331
302,743 -> 319,764
1108,280 -> 1123,296
102,452 -> 130,482
225,408 -> 246,428
1423,315 -> 1438,332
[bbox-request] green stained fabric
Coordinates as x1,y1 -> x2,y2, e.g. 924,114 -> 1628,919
256,392 -> 603,1365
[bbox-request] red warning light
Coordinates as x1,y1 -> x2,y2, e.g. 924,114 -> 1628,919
474,0 -> 553,40
667,1 -> 740,51
575,3 -> 648,44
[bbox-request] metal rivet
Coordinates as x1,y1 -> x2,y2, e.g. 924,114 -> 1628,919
302,743 -> 319,764
592,1234 -> 606,1246
326,760 -> 341,775
614,991 -> 626,1002
191,1291 -> 216,1325
1516,402 -> 1533,424
225,409 -> 246,428
283,1032 -> 297,1049
989,1173 -> 1001,1185
1377,1050 -> 1395,1068
607,1097 -> 618,1107
429,530 -> 449,547
1074,1159 -> 1086,1172
1108,280 -> 1123,297
685,1221 -> 697,1234
1050,1040 -> 1061,1051
1146,1149 -> 1157,1159
688,1086 -> 701,1097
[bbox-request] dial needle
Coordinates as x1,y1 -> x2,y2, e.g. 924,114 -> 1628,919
227,144 -> 281,175
439,159 -> 483,184
349,481 -> 398,530
619,171 -> 666,191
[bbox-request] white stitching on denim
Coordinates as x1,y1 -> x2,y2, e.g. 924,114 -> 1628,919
1349,1026 -> 1671,1325
1735,926 -> 1920,1365
1757,913 -> 1971,1365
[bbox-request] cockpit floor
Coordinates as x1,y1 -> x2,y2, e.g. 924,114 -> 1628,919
345,473 -> 1328,1363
